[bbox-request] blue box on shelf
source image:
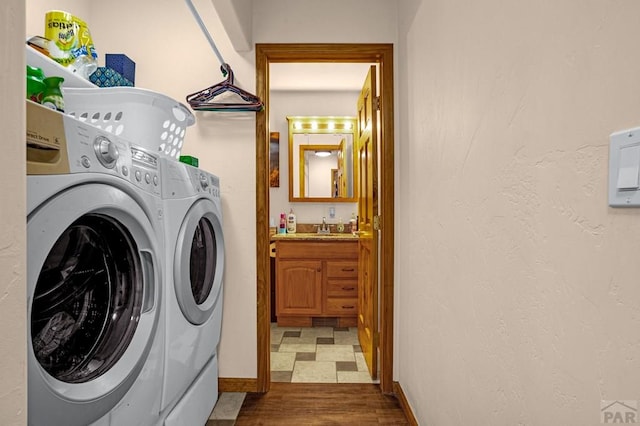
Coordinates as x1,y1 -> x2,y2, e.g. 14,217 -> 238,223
105,54 -> 136,85
89,67 -> 134,87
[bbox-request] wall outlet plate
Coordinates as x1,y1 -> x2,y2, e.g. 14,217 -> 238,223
609,126 -> 640,207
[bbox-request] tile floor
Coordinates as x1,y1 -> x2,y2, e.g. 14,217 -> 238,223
270,323 -> 376,384
206,392 -> 246,425
206,324 -> 376,425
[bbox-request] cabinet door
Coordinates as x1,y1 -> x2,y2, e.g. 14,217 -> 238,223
276,260 -> 323,315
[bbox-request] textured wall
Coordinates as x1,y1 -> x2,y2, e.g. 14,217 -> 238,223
1,0 -> 26,424
397,0 -> 640,423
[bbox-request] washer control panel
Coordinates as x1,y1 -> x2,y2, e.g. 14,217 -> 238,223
187,164 -> 220,199
63,115 -> 161,196
130,145 -> 161,197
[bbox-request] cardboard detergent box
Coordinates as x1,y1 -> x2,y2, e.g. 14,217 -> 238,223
89,66 -> 134,87
26,100 -> 71,175
106,53 -> 136,85
26,100 -> 66,150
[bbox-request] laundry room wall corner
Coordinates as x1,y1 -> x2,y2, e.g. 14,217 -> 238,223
1,0 -> 27,424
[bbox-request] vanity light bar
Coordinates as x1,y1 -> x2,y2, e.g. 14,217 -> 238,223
288,116 -> 356,133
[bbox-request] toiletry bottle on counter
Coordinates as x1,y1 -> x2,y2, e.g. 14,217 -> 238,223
279,213 -> 286,234
286,208 -> 297,233
349,213 -> 357,234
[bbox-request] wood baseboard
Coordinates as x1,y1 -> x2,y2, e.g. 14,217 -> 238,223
218,377 -> 258,393
393,381 -> 418,426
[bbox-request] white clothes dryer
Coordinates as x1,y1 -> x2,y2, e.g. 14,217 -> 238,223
27,103 -> 165,426
158,158 -> 224,426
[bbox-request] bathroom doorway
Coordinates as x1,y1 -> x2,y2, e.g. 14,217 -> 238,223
255,44 -> 395,394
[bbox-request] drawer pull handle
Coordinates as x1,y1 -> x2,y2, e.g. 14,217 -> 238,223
342,305 -> 355,309
342,286 -> 355,291
342,268 -> 355,272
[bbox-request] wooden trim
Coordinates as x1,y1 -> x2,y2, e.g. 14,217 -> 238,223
378,43 -> 395,396
393,382 -> 419,426
255,45 -> 271,393
255,43 -> 395,395
218,377 -> 258,393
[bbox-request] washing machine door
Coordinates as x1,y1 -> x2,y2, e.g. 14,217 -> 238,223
174,197 -> 224,325
27,183 -> 161,426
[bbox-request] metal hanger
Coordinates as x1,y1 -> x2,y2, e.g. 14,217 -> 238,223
184,0 -> 264,112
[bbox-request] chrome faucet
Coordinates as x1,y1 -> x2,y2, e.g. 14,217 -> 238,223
317,217 -> 330,234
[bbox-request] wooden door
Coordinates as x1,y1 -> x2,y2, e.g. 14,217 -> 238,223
356,66 -> 379,379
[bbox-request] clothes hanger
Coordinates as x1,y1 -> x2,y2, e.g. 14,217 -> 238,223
186,63 -> 264,112
184,0 -> 264,112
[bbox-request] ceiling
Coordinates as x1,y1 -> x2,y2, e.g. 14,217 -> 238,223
269,63 -> 373,91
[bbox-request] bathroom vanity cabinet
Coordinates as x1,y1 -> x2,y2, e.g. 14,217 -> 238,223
274,239 -> 358,327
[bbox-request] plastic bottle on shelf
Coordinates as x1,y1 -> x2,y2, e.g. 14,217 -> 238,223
286,208 -> 297,234
41,76 -> 65,112
26,66 -> 45,103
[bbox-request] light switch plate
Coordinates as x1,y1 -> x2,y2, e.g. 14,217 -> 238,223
609,126 -> 640,206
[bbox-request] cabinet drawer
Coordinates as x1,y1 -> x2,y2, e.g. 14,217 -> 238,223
325,298 -> 358,315
277,241 -> 358,259
327,280 -> 358,297
326,261 -> 358,278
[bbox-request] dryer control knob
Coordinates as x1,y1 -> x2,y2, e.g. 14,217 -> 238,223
199,174 -> 209,190
93,136 -> 119,169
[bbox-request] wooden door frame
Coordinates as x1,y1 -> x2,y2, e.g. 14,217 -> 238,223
255,43 -> 395,394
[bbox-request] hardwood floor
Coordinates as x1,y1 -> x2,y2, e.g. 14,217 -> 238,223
234,383 -> 409,425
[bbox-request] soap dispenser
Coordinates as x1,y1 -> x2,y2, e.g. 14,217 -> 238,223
286,208 -> 297,233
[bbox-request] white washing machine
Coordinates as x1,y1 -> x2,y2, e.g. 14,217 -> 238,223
159,158 -> 224,426
27,103 -> 165,426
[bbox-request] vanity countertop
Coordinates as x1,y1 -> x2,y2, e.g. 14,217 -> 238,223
271,232 -> 359,241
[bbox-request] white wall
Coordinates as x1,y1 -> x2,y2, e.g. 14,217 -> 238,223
397,0 -> 640,424
252,0 -> 397,44
26,0 -> 89,37
1,0 -> 26,424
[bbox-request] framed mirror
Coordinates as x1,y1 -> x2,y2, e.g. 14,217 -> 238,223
287,116 -> 358,202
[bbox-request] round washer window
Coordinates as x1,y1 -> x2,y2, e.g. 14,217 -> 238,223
190,217 -> 217,305
31,213 -> 143,383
